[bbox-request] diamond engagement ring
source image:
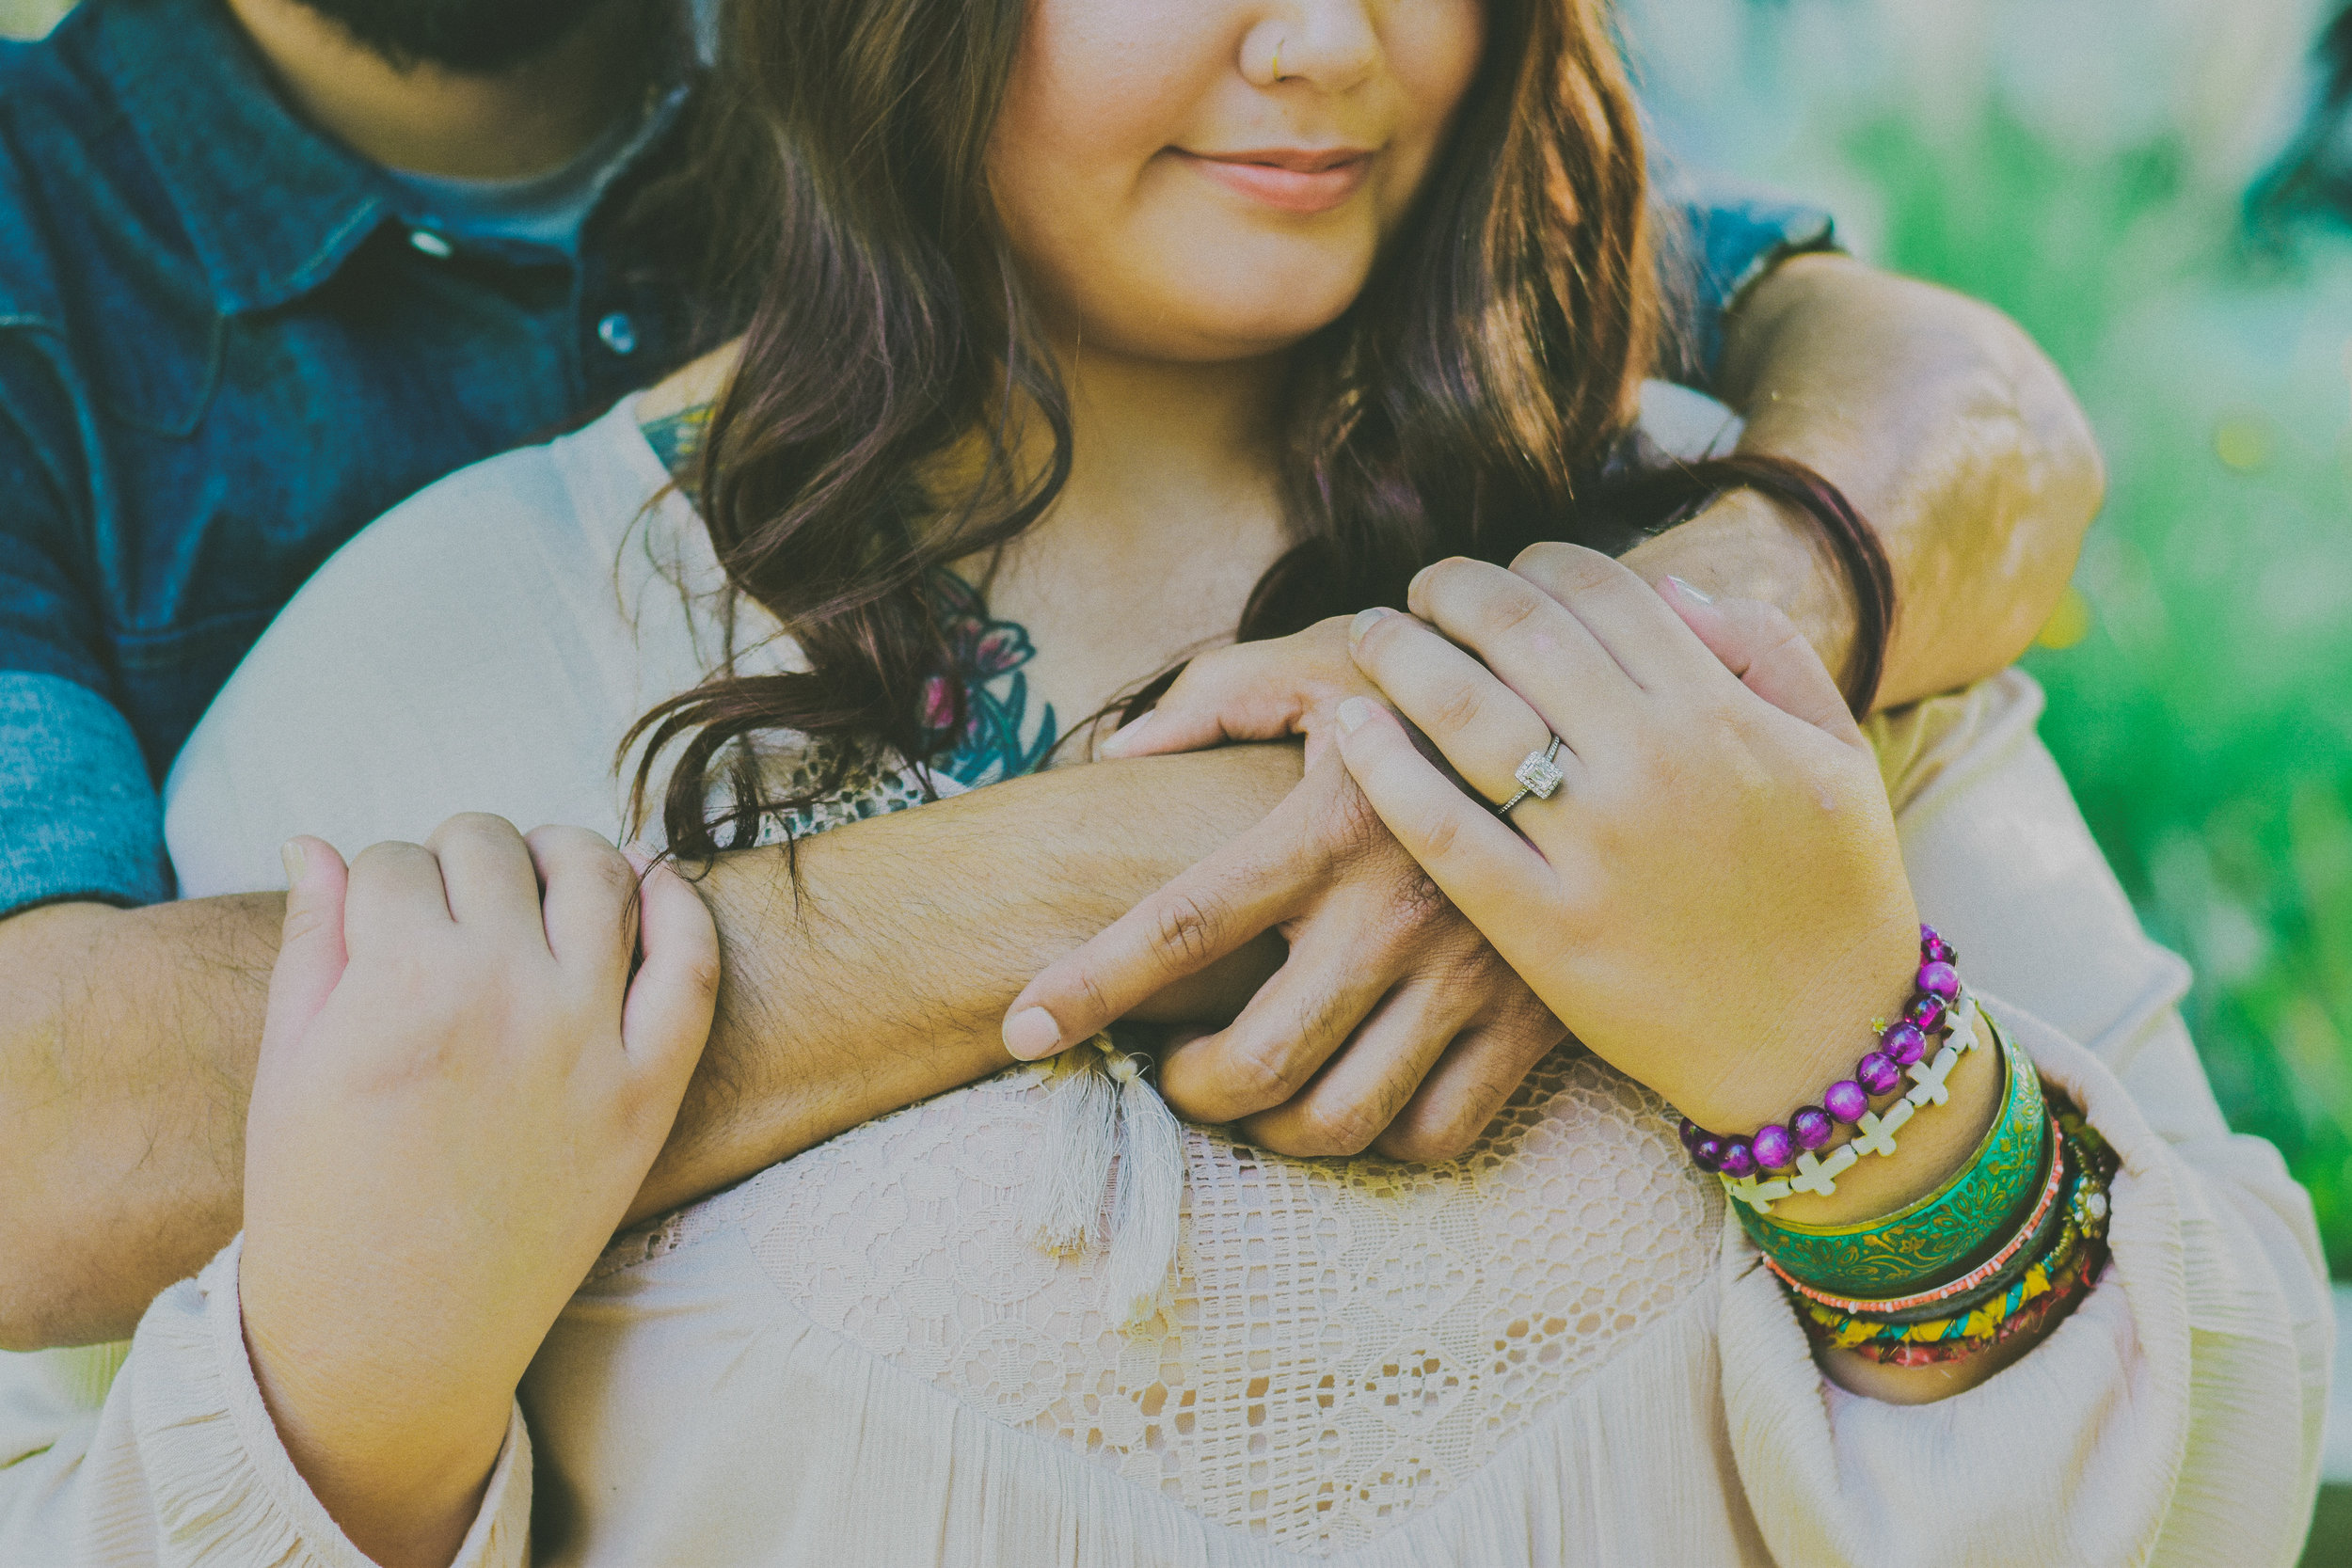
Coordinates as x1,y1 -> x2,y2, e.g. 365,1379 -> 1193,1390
1495,735 -> 1565,817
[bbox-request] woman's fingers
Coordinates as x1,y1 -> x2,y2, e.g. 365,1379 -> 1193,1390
616,852 -> 721,1092
263,837 -> 352,1053
1330,698 -> 1553,944
1660,581 -> 1867,750
526,825 -> 640,1004
1346,609 -> 1568,806
341,838 -> 456,951
1403,557 -> 1634,747
1507,542 -> 1734,694
425,813 -> 544,935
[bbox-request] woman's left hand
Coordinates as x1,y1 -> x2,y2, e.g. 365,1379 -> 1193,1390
1334,545 -> 1922,1135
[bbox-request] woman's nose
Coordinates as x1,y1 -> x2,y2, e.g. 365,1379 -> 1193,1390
1241,4 -> 1382,94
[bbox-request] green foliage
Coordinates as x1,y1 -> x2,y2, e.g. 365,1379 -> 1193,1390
1849,97 -> 2352,1269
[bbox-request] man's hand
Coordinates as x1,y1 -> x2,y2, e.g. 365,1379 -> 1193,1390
1629,253 -> 2105,709
1004,748 -> 1564,1163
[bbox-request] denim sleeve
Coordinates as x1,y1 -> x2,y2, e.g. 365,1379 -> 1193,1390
0,673 -> 172,915
0,355 -> 172,916
1653,167 -> 1842,392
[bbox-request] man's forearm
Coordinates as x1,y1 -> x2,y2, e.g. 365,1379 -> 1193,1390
630,745 -> 1298,1219
1626,253 -> 2106,708
0,893 -> 275,1349
0,745 -> 1296,1346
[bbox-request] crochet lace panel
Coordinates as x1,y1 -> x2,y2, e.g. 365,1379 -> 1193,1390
644,1051 -> 1719,1555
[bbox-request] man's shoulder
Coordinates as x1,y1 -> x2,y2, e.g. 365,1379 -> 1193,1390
0,7 -> 199,332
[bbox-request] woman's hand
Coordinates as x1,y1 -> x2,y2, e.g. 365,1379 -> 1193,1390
1333,546 -> 1923,1138
1004,749 -> 1565,1164
238,815 -> 719,1568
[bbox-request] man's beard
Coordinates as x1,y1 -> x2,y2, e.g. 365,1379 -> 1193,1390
296,0 -> 620,73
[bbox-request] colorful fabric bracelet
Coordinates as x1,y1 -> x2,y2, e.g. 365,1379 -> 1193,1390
1683,926 -> 1971,1204
1836,1232 -> 2105,1368
1798,1125 -> 2104,1346
1734,1012 -> 2049,1297
1789,1099 -> 2117,1366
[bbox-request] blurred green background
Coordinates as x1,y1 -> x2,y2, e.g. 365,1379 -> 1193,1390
1630,0 -> 2352,1275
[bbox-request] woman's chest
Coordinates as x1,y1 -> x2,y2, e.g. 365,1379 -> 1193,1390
566,1051 -> 1723,1555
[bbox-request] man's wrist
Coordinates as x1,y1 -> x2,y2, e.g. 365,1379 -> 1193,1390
1621,487 -> 1860,683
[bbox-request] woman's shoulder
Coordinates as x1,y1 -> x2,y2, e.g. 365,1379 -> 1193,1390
160,400 -> 713,897
635,341 -> 743,485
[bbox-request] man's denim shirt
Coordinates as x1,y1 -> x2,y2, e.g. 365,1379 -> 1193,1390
0,0 -> 1834,919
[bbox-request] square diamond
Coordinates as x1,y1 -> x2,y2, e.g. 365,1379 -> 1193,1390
1514,748 -> 1564,799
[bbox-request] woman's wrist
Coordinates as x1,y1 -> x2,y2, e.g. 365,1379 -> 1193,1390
241,1278 -> 514,1568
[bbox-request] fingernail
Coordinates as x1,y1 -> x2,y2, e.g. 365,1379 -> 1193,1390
1666,575 -> 1714,605
278,839 -> 304,886
1349,606 -> 1391,642
1098,711 -> 1152,757
1004,1006 -> 1063,1061
1336,697 -> 1374,735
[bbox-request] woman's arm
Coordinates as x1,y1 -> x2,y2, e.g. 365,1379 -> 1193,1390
1333,554 -> 2324,1560
1624,253 -> 2106,708
0,817 -> 718,1566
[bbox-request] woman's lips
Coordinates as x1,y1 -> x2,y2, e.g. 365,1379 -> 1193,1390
1176,148 -> 1374,215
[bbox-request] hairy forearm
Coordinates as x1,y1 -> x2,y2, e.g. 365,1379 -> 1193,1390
1626,253 -> 2106,708
0,748 -> 1294,1347
0,895 -> 275,1348
630,745 -> 1297,1219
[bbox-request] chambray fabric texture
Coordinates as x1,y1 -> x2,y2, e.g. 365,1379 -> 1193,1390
0,0 -> 703,915
0,0 -> 1834,918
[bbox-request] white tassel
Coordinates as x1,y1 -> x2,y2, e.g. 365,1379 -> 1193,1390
1104,1048 -> 1185,1331
1023,1037 -> 1120,1256
1023,1034 -> 1188,1331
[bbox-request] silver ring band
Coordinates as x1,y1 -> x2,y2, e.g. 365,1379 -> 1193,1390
1495,735 -> 1565,817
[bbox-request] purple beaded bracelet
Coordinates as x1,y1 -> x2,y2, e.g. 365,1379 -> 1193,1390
1678,927 -> 1961,1180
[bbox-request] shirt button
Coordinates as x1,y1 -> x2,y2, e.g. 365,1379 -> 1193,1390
407,229 -> 454,259
596,313 -> 639,356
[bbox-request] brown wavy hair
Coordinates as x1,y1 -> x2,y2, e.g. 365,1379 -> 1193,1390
627,0 -> 1891,857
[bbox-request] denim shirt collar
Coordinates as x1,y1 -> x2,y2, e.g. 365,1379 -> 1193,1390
90,0 -> 691,315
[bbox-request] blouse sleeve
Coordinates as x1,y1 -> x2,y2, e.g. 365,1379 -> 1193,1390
1720,672 -> 2331,1568
0,1238 -> 532,1568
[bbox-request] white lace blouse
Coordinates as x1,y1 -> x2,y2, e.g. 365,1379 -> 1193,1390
0,398 -> 2328,1566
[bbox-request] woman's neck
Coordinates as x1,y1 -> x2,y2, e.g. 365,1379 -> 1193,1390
1032,341 -> 1290,563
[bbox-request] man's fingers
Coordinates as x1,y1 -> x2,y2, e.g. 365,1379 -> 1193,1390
1230,971 -> 1481,1157
1004,842 -> 1291,1060
1330,699 -> 1551,940
1098,647 -> 1305,759
1660,581 -> 1867,749
1155,924 -> 1402,1127
264,836 -> 351,1048
1371,999 -> 1567,1164
617,852 -> 721,1097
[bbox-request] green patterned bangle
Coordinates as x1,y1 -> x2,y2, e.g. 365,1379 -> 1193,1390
1736,1014 -> 2050,1297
